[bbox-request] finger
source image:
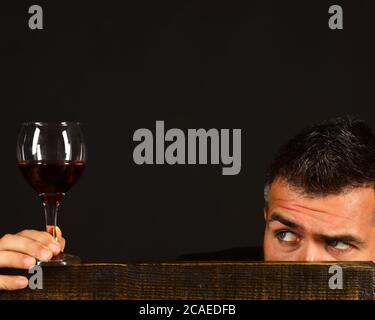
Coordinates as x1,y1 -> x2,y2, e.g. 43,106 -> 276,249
59,237 -> 66,252
55,227 -> 65,254
55,226 -> 63,241
17,230 -> 61,255
0,275 -> 28,291
45,226 -> 63,242
0,234 -> 53,261
0,251 -> 36,269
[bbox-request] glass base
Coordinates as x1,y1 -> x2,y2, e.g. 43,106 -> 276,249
36,253 -> 81,267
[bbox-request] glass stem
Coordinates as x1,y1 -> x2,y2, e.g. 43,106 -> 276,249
42,194 -> 60,240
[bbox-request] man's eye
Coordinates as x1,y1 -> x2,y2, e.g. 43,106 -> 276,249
329,240 -> 351,251
276,231 -> 298,243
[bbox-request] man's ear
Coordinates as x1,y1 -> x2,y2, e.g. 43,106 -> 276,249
263,207 -> 268,222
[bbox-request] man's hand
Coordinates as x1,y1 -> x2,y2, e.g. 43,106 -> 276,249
0,228 -> 65,290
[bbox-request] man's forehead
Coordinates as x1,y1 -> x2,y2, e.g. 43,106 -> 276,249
269,208 -> 352,233
268,179 -> 375,226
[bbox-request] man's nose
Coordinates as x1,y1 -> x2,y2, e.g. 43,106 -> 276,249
299,243 -> 329,262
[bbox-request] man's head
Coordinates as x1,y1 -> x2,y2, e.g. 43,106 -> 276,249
263,117 -> 375,261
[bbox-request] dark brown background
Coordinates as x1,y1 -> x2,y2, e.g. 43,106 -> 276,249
0,0 -> 374,262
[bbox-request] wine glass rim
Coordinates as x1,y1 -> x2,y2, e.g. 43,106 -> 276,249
22,121 -> 82,126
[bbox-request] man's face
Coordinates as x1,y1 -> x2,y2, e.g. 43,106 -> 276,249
263,179 -> 375,261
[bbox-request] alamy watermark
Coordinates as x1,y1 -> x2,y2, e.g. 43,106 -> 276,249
132,121 -> 242,175
328,5 -> 343,30
28,5 -> 43,30
28,265 -> 43,290
328,265 -> 343,290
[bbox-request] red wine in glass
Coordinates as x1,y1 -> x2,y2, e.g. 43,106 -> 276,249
17,122 -> 87,266
18,160 -> 86,205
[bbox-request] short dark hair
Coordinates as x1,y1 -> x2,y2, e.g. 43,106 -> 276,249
265,116 -> 375,200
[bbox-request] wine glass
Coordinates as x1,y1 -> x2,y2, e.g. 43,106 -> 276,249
16,122 -> 87,266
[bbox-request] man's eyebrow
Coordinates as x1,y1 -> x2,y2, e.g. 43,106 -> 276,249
317,234 -> 366,248
268,213 -> 303,230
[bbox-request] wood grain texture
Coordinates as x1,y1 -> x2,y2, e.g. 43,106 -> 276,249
0,261 -> 374,300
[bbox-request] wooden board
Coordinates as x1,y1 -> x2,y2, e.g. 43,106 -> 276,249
0,261 -> 374,300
